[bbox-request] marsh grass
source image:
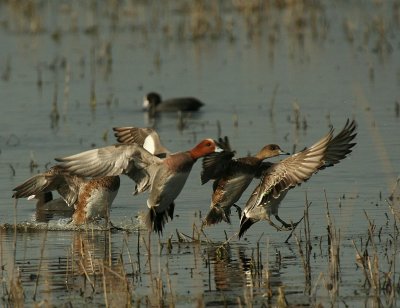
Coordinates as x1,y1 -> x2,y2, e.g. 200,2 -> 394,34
351,204 -> 400,306
324,192 -> 341,304
2,200 -> 400,307
1,0 -> 400,306
294,193 -> 312,295
0,227 -> 24,307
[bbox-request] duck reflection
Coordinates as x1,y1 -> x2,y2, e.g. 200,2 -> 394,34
206,244 -> 244,291
65,232 -> 133,305
205,244 -> 284,305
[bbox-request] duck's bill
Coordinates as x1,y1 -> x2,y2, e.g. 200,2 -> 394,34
214,140 -> 224,150
142,97 -> 150,110
279,150 -> 290,155
215,145 -> 224,153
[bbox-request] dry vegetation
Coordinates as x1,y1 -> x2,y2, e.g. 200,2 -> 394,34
1,0 -> 399,306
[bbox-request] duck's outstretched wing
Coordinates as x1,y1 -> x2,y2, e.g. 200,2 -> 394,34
56,144 -> 162,194
12,165 -> 80,206
247,129 -> 334,212
320,119 -> 357,169
113,126 -> 169,157
201,136 -> 235,184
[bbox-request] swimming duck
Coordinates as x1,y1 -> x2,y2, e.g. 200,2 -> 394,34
143,92 -> 204,117
56,138 -> 222,233
12,166 -> 120,225
33,191 -> 72,211
27,191 -> 73,223
238,119 -> 357,238
201,137 -> 289,226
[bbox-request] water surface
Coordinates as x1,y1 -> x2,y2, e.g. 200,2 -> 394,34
0,0 -> 399,306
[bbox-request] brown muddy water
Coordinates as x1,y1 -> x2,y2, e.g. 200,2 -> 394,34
0,0 -> 400,306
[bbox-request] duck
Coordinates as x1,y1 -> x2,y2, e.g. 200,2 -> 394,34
55,137 -> 222,234
12,165 -> 120,225
201,137 -> 289,226
238,119 -> 357,238
28,191 -> 74,223
143,92 -> 204,117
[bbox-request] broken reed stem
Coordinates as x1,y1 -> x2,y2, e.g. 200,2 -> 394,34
33,230 -> 48,301
263,237 -> 272,300
79,259 -> 95,292
256,233 -> 264,277
363,210 -> 381,292
294,192 -> 312,293
123,234 -> 136,277
352,239 -> 372,288
117,255 -> 135,303
324,190 -> 340,301
304,193 -> 312,286
102,264 -> 109,308
294,234 -> 309,286
165,261 -> 175,305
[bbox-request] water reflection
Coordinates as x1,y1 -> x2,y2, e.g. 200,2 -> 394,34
1,0 -> 400,306
204,243 -> 287,306
65,232 -> 132,306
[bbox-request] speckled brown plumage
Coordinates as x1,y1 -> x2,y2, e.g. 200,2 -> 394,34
13,166 -> 120,224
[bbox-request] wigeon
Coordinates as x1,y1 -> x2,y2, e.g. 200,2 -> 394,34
56,138 -> 222,233
28,191 -> 74,223
12,165 -> 120,225
238,119 -> 357,238
33,191 -> 72,212
143,92 -> 204,117
201,137 -> 289,226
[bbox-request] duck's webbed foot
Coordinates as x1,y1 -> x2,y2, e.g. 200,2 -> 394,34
273,215 -> 303,231
265,217 -> 288,231
232,204 -> 242,219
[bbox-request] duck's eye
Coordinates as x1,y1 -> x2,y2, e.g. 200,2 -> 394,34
206,142 -> 212,147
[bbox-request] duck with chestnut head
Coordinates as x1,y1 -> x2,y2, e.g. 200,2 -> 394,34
56,135 -> 222,234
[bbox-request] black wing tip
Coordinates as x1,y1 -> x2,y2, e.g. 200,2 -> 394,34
146,204 -> 175,234
238,214 -> 255,239
200,174 -> 209,185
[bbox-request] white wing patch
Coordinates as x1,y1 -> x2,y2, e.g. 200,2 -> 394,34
143,135 -> 156,154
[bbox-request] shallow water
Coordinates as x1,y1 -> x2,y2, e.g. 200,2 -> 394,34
1,0 -> 400,306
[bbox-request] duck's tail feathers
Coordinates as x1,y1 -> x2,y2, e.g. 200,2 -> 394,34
145,203 -> 175,234
203,206 -> 231,226
238,213 -> 256,239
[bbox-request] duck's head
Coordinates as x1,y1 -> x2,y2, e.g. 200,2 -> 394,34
143,92 -> 162,111
256,144 -> 290,160
190,139 -> 223,159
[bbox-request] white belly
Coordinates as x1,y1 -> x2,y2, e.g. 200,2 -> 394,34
85,188 -> 118,220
